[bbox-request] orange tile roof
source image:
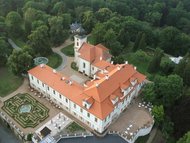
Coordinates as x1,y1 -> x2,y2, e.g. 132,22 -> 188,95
28,63 -> 146,120
78,43 -> 111,63
92,60 -> 114,70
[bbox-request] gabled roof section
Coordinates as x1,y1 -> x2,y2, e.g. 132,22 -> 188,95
83,64 -> 146,103
78,43 -> 111,63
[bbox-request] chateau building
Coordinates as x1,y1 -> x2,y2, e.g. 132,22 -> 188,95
28,34 -> 146,134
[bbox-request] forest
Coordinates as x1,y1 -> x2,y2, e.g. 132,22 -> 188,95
0,0 -> 190,142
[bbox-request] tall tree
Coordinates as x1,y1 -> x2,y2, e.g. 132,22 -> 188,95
133,32 -> 142,52
117,28 -> 130,47
152,105 -> 165,126
81,10 -> 96,33
177,131 -> 190,143
48,16 -> 69,46
7,49 -> 33,75
0,37 -> 11,66
184,60 -> 190,86
95,8 -> 112,23
148,48 -> 163,73
28,25 -> 52,56
5,11 -> 23,37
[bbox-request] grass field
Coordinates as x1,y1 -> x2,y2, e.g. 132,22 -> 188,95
87,35 -> 96,45
2,93 -> 49,128
0,68 -> 23,97
123,50 -> 152,75
61,44 -> 74,57
66,122 -> 85,133
47,53 -> 62,69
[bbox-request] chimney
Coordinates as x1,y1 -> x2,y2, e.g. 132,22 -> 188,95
93,74 -> 96,80
53,69 -> 56,73
100,56 -> 102,61
117,66 -> 121,71
69,80 -> 73,85
111,61 -> 113,64
134,66 -> 137,70
105,75 -> 109,80
61,77 -> 65,80
83,84 -> 88,87
95,83 -> 99,87
125,61 -> 128,64
40,64 -> 45,68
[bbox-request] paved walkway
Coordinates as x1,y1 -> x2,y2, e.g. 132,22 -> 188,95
52,38 -> 73,71
8,38 -> 21,50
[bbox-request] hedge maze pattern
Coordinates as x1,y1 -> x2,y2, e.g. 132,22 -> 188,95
2,93 -> 49,128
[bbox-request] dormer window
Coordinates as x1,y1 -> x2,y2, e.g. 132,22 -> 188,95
110,95 -> 118,105
82,97 -> 94,109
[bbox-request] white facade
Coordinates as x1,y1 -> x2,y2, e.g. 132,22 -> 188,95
28,73 -> 145,134
74,35 -> 87,65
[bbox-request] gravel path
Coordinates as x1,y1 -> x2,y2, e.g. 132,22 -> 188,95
52,39 -> 74,71
8,38 -> 21,50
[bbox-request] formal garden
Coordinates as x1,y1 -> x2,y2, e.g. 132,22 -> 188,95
2,93 -> 49,128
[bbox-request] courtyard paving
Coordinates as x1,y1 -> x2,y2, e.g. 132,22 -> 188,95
109,97 -> 154,138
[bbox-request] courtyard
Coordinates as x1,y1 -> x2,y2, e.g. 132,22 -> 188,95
2,93 -> 49,128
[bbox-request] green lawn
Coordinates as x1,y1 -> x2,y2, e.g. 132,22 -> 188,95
87,35 -> 96,45
61,44 -> 74,57
47,53 -> 62,69
123,50 -> 152,75
0,68 -> 23,97
66,122 -> 85,133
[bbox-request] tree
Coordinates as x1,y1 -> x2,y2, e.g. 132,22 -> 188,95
138,33 -> 147,50
148,48 -> 163,73
0,16 -> 7,37
154,74 -> 183,108
104,29 -> 123,56
5,11 -> 23,37
48,16 -> 69,46
159,26 -> 190,56
28,25 -> 52,56
142,83 -> 156,104
7,49 -> 33,75
117,28 -> 130,47
160,57 -> 175,75
0,37 -> 11,66
95,8 -> 112,23
51,2 -> 65,15
81,11 -> 96,33
152,105 -> 164,126
177,131 -> 190,143
183,61 -> 190,86
133,32 -> 142,52
92,23 -> 106,44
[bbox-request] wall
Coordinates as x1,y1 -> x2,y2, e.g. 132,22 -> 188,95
78,58 -> 91,76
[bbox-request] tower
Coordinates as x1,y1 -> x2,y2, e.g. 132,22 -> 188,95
74,27 -> 87,64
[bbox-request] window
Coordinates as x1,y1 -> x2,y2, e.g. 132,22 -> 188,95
77,42 -> 79,46
80,108 -> 83,113
92,67 -> 94,70
95,117 -> 98,122
83,63 -> 86,68
87,113 -> 90,118
105,117 -> 107,122
53,90 -> 55,94
37,80 -> 39,84
42,83 -> 44,87
47,86 -> 49,91
66,98 -> 68,103
31,76 -> 33,80
59,94 -> 62,99
74,104 -> 76,108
